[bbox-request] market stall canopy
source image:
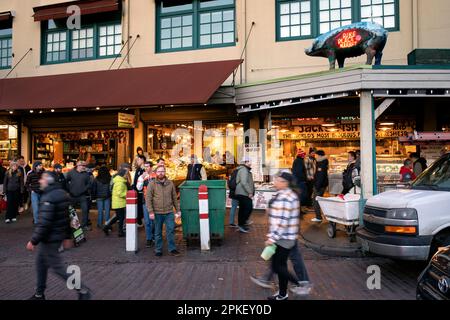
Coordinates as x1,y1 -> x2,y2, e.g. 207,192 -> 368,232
33,0 -> 120,22
0,59 -> 242,110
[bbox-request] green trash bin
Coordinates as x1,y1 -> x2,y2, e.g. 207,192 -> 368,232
179,180 -> 226,242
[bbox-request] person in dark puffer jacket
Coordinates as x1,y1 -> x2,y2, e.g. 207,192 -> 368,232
26,161 -> 44,224
92,166 -> 112,228
311,150 -> 329,222
27,171 -> 92,300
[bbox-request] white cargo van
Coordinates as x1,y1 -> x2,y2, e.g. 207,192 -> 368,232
357,153 -> 450,260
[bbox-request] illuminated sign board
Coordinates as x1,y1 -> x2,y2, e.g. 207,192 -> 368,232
336,30 -> 362,49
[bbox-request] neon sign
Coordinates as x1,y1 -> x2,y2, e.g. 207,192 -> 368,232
336,30 -> 362,49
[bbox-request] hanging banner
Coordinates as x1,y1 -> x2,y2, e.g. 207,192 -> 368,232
118,113 -> 136,128
243,143 -> 264,182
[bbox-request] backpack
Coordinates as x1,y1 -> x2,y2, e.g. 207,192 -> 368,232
228,168 -> 240,198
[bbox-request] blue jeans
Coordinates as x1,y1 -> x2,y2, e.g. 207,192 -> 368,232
297,181 -> 307,205
96,198 -> 111,226
31,191 -> 41,224
229,198 -> 239,224
143,204 -> 154,241
154,212 -> 176,253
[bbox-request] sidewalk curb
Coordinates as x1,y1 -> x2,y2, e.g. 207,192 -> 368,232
299,234 -> 364,258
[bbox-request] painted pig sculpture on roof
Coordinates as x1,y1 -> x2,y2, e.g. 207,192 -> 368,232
305,22 -> 388,70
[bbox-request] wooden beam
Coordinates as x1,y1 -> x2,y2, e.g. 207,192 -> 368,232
375,98 -> 396,120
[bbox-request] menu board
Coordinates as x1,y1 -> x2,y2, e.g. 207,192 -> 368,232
243,143 -> 264,182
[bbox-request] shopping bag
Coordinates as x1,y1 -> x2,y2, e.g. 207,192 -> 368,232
0,197 -> 7,211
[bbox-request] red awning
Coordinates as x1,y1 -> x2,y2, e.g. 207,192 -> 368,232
33,0 -> 120,22
0,11 -> 13,22
0,59 -> 242,110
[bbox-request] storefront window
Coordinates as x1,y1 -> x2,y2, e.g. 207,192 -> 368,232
0,124 -> 18,163
157,0 -> 235,52
146,121 -> 243,182
32,129 -> 130,169
266,117 -> 415,192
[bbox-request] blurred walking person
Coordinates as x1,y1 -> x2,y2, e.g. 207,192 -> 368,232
27,171 -> 91,300
235,157 -> 255,233
265,172 -> 302,300
66,161 -> 91,230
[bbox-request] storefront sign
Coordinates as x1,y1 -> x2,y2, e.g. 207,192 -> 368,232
118,113 -> 136,129
244,143 -> 264,182
226,189 -> 276,210
281,122 -> 415,140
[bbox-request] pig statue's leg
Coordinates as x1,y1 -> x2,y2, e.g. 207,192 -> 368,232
337,56 -> 346,68
365,47 -> 376,65
375,51 -> 383,65
328,51 -> 336,70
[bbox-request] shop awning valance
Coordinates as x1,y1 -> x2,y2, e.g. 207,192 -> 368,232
33,0 -> 120,22
0,59 -> 242,110
0,11 -> 13,22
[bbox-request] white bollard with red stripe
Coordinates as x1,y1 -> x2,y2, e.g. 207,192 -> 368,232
126,190 -> 138,253
198,185 -> 210,251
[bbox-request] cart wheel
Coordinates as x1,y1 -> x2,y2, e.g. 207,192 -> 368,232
327,222 -> 336,238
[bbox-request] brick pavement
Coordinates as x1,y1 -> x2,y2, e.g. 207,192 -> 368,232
0,208 -> 424,300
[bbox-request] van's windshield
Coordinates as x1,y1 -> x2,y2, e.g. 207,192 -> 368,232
412,153 -> 450,191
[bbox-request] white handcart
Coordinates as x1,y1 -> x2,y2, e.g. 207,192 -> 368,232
316,194 -> 361,242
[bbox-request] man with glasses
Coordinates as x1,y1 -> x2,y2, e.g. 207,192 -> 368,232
146,165 -> 181,257
66,161 -> 91,230
137,161 -> 155,248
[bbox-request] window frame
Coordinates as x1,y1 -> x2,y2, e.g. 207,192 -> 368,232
156,0 -> 236,53
0,32 -> 12,70
41,19 -> 122,65
276,0 -> 399,42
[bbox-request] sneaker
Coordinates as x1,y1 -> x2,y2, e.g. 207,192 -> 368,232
5,219 -> 11,224
12,218 -> 17,222
155,252 -> 162,257
103,225 -> 111,236
77,289 -> 92,300
267,292 -> 288,301
311,218 -> 322,223
146,240 -> 154,248
169,250 -> 181,257
238,226 -> 250,233
250,275 -> 275,289
229,223 -> 237,227
290,284 -> 312,296
28,294 -> 45,300
18,207 -> 24,213
245,220 -> 254,226
137,223 -> 144,228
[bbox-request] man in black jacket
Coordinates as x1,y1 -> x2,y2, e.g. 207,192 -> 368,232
291,150 -> 307,206
311,150 -> 329,222
26,161 -> 44,224
27,171 -> 91,300
66,161 -> 91,230
132,155 -> 146,227
53,164 -> 67,191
